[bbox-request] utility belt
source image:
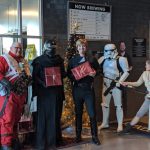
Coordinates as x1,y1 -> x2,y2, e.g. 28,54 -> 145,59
74,82 -> 93,88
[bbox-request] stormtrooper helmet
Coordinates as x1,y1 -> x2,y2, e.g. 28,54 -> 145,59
104,43 -> 118,59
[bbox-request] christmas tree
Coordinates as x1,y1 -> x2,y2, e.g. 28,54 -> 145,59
61,33 -> 77,128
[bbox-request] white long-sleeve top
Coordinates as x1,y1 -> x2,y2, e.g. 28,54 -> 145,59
128,71 -> 150,93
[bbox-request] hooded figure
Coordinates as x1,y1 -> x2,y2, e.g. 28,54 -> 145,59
43,39 -> 56,56
32,40 -> 66,150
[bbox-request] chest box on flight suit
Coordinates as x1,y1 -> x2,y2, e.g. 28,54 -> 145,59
45,67 -> 62,87
71,61 -> 96,80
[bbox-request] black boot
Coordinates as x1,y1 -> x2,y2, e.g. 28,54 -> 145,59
56,110 -> 63,146
118,123 -> 133,135
92,136 -> 101,145
75,115 -> 82,143
90,118 -> 101,145
12,138 -> 22,150
56,129 -> 63,146
75,133 -> 82,143
56,135 -> 64,146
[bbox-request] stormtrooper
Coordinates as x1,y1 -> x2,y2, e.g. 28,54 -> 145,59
98,43 -> 130,132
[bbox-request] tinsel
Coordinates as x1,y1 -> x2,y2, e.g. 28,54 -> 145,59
12,59 -> 32,95
12,72 -> 32,95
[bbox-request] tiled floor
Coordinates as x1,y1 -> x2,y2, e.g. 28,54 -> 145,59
22,125 -> 150,150
60,129 -> 150,150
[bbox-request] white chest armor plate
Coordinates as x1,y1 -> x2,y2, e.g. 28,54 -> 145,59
103,59 -> 120,80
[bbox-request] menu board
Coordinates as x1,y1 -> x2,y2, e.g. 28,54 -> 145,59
68,1 -> 111,40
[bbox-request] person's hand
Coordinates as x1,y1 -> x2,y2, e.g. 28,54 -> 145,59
120,82 -> 128,87
89,70 -> 96,77
129,66 -> 133,71
147,93 -> 150,99
116,83 -> 120,87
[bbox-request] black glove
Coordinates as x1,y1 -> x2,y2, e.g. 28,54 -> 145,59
0,78 -> 11,95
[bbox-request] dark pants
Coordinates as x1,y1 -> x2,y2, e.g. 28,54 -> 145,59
72,84 -> 98,136
36,88 -> 63,150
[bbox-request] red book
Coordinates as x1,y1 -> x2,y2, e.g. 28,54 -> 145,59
71,61 -> 96,80
45,67 -> 62,87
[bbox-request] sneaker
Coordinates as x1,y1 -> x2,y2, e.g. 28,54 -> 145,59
98,123 -> 109,130
118,123 -> 133,135
117,125 -> 123,132
92,136 -> 101,145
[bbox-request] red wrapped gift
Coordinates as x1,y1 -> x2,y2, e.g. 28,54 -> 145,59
45,67 -> 62,87
71,61 -> 96,80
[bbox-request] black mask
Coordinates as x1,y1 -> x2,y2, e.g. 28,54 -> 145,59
43,40 -> 56,56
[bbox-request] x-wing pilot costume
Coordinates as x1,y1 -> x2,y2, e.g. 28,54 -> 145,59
0,42 -> 31,150
98,44 -> 129,132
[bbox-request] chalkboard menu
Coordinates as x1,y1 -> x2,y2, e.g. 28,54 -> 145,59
132,38 -> 146,57
68,1 -> 111,41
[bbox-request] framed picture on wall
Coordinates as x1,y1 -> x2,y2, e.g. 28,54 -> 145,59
132,38 -> 146,57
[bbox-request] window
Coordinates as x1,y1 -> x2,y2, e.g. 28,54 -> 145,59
0,0 -> 42,56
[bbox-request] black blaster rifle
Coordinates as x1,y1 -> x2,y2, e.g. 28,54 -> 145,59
102,75 -> 147,96
103,77 -> 120,96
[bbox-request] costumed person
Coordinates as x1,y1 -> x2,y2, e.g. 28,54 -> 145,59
67,39 -> 101,145
0,42 -> 31,150
98,43 -> 129,132
32,40 -> 66,150
119,60 -> 150,134
119,41 -> 133,117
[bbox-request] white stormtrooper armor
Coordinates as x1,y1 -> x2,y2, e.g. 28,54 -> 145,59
98,44 -> 129,132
